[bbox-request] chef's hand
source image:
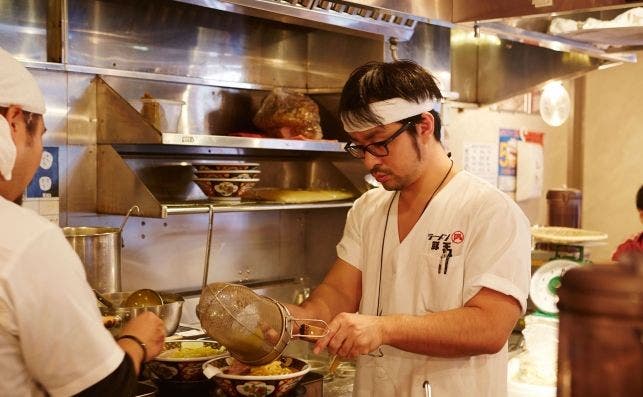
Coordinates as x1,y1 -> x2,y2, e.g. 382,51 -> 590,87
118,311 -> 165,373
313,312 -> 384,359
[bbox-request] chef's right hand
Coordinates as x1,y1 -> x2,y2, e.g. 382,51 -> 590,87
119,311 -> 165,363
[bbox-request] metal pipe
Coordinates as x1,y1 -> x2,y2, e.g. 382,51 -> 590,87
201,205 -> 216,290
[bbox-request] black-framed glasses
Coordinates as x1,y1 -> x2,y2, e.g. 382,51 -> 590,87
344,121 -> 414,159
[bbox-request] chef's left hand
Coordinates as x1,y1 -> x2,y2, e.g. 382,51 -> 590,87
313,312 -> 384,359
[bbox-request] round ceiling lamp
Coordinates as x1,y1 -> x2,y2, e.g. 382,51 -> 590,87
539,81 -> 571,127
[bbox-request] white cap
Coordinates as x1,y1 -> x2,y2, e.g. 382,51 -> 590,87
0,47 -> 46,180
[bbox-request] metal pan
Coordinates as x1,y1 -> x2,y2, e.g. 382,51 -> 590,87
99,291 -> 184,337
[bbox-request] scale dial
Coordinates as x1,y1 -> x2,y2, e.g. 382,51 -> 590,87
530,259 -> 580,314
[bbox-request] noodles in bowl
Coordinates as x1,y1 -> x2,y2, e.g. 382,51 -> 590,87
202,355 -> 310,397
148,340 -> 226,382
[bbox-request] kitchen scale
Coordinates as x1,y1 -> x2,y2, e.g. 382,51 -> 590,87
507,226 -> 609,397
530,258 -> 580,315
529,225 -> 609,315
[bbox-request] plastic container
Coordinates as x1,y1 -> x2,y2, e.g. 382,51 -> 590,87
130,98 -> 184,133
521,314 -> 559,382
546,188 -> 582,228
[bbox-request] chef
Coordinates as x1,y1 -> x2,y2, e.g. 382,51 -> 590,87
287,60 -> 532,396
0,46 -> 165,396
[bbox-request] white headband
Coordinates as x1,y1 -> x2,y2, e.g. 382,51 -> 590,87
341,97 -> 437,133
0,46 -> 46,181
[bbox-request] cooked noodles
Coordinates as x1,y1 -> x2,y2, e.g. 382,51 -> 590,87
225,358 -> 294,376
160,345 -> 225,359
249,360 -> 294,376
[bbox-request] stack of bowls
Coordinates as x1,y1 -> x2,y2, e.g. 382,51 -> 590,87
192,161 -> 261,201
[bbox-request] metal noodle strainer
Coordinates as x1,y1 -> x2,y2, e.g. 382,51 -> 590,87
196,282 -> 328,365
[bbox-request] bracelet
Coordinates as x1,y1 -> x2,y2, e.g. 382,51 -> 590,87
117,334 -> 147,364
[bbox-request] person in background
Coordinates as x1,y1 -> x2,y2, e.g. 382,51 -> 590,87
611,184 -> 643,262
286,60 -> 531,396
0,47 -> 165,396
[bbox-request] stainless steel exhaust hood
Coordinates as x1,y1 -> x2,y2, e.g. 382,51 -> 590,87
182,1 -> 642,61
168,0 -> 640,105
175,0 -> 428,41
452,0 -> 643,63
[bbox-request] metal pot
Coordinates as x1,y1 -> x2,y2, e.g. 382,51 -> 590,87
63,206 -> 139,293
100,291 -> 184,337
64,226 -> 122,293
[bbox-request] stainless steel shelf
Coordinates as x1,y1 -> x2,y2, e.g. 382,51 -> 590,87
95,76 -> 347,153
161,200 -> 355,217
161,133 -> 346,152
23,60 -> 343,93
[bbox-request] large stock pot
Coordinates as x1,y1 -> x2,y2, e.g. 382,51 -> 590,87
63,206 -> 140,293
64,226 -> 123,293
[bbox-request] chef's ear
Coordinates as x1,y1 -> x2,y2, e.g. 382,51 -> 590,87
4,105 -> 24,135
416,111 -> 435,140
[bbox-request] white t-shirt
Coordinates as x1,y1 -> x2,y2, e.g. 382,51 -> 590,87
337,171 -> 532,397
0,197 -> 125,397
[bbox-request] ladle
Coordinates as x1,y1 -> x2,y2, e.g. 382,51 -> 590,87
122,288 -> 164,308
94,289 -> 116,312
120,205 -> 141,232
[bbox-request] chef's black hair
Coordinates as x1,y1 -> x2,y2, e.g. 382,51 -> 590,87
339,59 -> 444,140
637,184 -> 643,211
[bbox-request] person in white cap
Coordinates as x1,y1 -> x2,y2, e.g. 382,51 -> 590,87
0,47 -> 165,396
287,60 -> 531,396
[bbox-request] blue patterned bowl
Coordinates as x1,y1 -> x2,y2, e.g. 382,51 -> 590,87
202,355 -> 310,397
148,340 -> 227,381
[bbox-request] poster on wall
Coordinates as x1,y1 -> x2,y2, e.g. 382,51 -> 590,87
498,129 -> 520,192
516,132 -> 545,202
463,142 -> 498,186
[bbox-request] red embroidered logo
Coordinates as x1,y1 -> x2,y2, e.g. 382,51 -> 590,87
452,231 -> 464,244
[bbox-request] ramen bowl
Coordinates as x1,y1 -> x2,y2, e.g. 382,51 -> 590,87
202,355 -> 310,397
193,161 -> 260,172
148,340 -> 227,382
194,169 -> 261,179
193,178 -> 259,201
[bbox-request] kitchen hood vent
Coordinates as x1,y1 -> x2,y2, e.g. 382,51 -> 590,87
451,0 -> 643,63
176,0 -> 419,40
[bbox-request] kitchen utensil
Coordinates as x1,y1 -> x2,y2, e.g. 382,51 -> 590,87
135,381 -> 158,397
196,282 -> 328,366
63,205 -> 140,293
123,288 -> 164,308
94,289 -> 116,312
99,291 -> 184,336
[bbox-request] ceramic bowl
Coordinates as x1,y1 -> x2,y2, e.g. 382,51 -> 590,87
202,355 -> 310,397
194,169 -> 261,179
193,161 -> 260,172
147,340 -> 227,382
193,178 -> 259,200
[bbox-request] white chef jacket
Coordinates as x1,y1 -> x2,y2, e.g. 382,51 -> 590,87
337,171 -> 532,397
0,197 -> 125,396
